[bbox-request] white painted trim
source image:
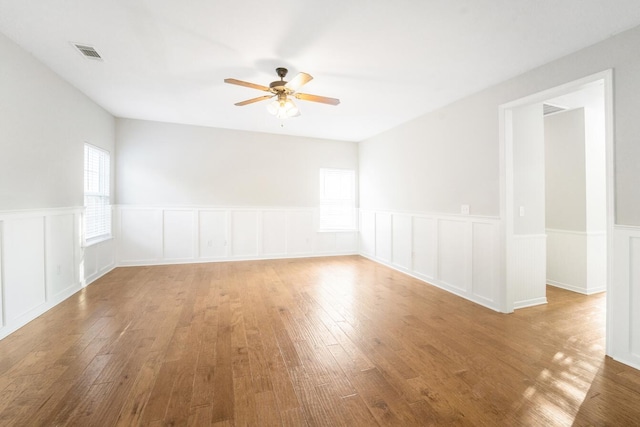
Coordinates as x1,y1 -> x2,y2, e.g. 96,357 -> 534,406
499,69 -> 614,336
359,209 -> 501,312
0,206 -> 116,341
513,234 -> 548,240
603,71 -> 616,356
118,252 -> 357,268
115,204 -> 319,212
365,208 -> 500,222
547,279 -> 605,295
84,264 -> 116,286
546,228 -> 606,237
116,206 -> 358,266
513,297 -> 548,310
0,220 -> 4,328
614,225 -> 640,232
359,253 -> 499,312
0,206 -> 83,218
0,282 -> 84,341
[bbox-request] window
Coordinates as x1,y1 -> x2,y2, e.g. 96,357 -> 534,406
84,143 -> 111,242
319,168 -> 356,230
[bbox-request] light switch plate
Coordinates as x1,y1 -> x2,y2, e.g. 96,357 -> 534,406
461,204 -> 470,215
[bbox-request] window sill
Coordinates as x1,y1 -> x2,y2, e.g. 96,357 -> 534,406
83,235 -> 114,248
317,229 -> 358,233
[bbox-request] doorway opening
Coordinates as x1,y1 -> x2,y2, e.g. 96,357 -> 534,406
499,70 -> 613,354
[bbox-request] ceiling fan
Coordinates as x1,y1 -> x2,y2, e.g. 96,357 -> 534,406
224,67 -> 340,119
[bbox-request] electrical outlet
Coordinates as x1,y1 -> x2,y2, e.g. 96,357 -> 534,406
461,204 -> 470,215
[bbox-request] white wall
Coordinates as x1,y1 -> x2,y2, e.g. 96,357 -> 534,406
508,103 -> 547,308
360,209 -> 501,311
0,32 -> 116,340
545,109 -> 587,231
359,95 -> 499,216
358,25 -> 640,368
584,102 -> 607,232
116,206 -> 357,266
113,119 -> 360,264
359,25 -> 640,226
512,103 -> 546,236
0,33 -> 115,210
545,106 -> 606,295
115,118 -> 358,207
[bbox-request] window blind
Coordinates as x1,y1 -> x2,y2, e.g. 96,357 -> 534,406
84,143 -> 111,241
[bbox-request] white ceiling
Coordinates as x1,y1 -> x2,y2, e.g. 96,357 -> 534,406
1,1 -> 640,142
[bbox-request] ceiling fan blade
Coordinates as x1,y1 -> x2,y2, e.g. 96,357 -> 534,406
224,78 -> 271,92
285,72 -> 313,92
234,95 -> 274,106
294,93 -> 340,105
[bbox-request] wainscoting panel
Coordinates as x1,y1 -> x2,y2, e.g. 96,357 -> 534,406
0,208 -> 105,341
286,210 -> 314,255
375,212 -> 392,262
472,221 -> 498,304
511,234 -> 547,309
45,213 -> 77,298
360,210 -> 501,311
586,232 -> 607,294
546,229 -> 606,294
412,216 -> 437,280
546,229 -> 587,293
359,210 -> 375,256
336,232 -> 358,253
117,206 -> 358,266
631,236 -> 640,361
231,210 -> 259,258
198,210 -> 228,259
392,214 -> 412,270
611,226 -> 640,369
262,210 -> 287,256
163,210 -> 196,261
84,237 -> 116,285
0,222 -> 3,327
118,208 -> 163,263
316,232 -> 336,254
438,219 -> 468,292
2,216 -> 46,324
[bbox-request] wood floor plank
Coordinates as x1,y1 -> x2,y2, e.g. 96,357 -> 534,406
0,256 -> 638,426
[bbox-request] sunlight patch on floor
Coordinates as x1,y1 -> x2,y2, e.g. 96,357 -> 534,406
517,350 -> 603,424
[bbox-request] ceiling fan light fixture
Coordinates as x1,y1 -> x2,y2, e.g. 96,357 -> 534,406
268,96 -> 299,119
225,67 -> 338,117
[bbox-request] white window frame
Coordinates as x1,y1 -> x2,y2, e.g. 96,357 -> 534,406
84,143 -> 111,245
319,168 -> 356,231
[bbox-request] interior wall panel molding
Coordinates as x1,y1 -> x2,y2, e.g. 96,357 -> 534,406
611,225 -> 640,370
359,209 -> 501,312
117,206 -> 358,266
0,207 -> 115,341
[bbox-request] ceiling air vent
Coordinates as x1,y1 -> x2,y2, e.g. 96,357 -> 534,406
72,43 -> 103,60
543,103 -> 567,116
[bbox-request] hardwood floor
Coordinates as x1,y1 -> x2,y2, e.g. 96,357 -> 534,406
0,256 -> 639,426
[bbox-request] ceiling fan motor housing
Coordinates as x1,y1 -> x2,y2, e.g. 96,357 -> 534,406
269,80 -> 288,91
270,67 -> 289,92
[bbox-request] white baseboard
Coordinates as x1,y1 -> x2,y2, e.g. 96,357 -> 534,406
513,297 -> 548,310
358,209 -> 501,312
547,279 -> 605,295
117,251 -> 358,267
0,281 -> 82,340
359,253 -> 499,312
